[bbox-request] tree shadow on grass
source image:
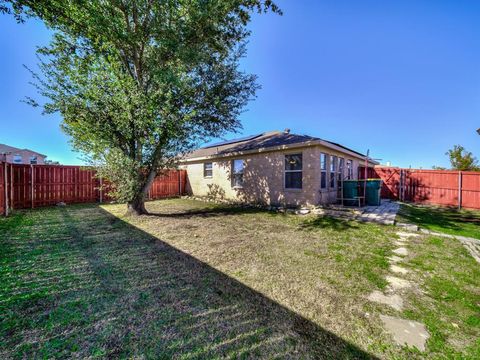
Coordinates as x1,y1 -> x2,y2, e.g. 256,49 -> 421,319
144,203 -> 275,219
299,216 -> 360,232
1,205 -> 377,359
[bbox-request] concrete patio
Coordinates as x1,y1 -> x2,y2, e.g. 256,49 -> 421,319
313,200 -> 400,225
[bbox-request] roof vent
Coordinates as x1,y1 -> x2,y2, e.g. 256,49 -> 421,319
284,128 -> 290,134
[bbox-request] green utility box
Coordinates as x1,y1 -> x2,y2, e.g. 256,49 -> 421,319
343,180 -> 359,206
365,179 -> 382,206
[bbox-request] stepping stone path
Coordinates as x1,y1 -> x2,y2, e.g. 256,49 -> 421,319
388,255 -> 403,263
367,291 -> 403,311
390,264 -> 409,275
392,247 -> 408,256
396,231 -> 421,238
367,231 -> 430,351
386,275 -> 412,290
380,315 -> 430,351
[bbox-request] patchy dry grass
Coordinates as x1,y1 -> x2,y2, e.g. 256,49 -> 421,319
398,234 -> 480,358
1,199 -> 479,358
397,203 -> 480,239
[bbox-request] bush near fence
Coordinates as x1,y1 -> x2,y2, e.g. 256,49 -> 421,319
359,166 -> 480,210
0,163 -> 187,215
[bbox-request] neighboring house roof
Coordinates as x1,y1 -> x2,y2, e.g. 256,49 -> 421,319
0,143 -> 47,157
182,130 -> 377,164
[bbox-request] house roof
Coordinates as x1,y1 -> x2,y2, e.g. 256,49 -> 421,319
183,130 -> 372,162
0,143 -> 47,157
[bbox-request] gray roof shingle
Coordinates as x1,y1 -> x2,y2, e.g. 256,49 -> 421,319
184,130 -> 366,160
0,143 -> 47,157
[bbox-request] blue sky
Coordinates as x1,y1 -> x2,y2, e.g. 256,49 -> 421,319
1,0 -> 479,168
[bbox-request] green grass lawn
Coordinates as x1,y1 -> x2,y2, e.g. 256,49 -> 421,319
1,199 -> 479,358
397,203 -> 480,239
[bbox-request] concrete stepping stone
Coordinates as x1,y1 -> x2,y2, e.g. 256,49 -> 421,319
393,247 -> 408,256
394,240 -> 407,246
367,291 -> 403,311
390,264 -> 409,275
386,276 -> 412,290
396,231 -> 421,238
388,255 -> 404,263
380,315 -> 429,351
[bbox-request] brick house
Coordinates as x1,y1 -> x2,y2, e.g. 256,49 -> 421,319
180,130 -> 377,207
0,143 -> 47,165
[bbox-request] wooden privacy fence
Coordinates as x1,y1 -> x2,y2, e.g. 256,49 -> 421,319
0,162 -> 6,216
0,163 -> 187,215
359,166 -> 480,210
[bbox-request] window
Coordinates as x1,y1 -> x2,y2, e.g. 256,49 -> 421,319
285,153 -> 302,189
203,162 -> 213,178
232,159 -> 244,188
330,155 -> 337,188
30,156 -> 37,165
320,153 -> 327,189
338,158 -> 344,187
13,154 -> 22,164
346,160 -> 353,180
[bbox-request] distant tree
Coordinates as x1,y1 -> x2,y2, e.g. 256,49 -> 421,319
432,165 -> 446,170
446,145 -> 479,171
2,0 -> 281,215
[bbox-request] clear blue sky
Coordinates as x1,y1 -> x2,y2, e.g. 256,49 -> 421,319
1,0 -> 479,168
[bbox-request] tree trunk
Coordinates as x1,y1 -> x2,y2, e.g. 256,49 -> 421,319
126,167 -> 158,216
127,196 -> 147,216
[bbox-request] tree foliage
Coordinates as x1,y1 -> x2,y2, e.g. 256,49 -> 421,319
2,0 -> 280,214
446,145 -> 479,171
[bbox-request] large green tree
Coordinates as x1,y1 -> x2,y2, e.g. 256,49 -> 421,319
446,145 -> 479,171
2,0 -> 280,214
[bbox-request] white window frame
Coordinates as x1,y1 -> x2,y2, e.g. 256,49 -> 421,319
284,153 -> 303,190
330,155 -> 337,189
13,154 -> 22,164
346,159 -> 353,180
30,156 -> 38,165
320,153 -> 327,190
337,157 -> 344,187
203,162 -> 213,178
231,159 -> 244,188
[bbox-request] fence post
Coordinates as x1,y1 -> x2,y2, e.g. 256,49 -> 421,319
99,176 -> 103,203
458,171 -> 462,210
399,169 -> 403,201
178,170 -> 181,196
4,162 -> 8,216
10,164 -> 14,210
31,164 -> 34,209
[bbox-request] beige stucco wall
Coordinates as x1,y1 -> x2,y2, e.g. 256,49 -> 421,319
182,145 -> 361,207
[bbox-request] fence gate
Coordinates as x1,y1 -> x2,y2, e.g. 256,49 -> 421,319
359,166 -> 480,210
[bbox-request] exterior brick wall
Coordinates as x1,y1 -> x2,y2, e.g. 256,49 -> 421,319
3,150 -> 46,165
182,145 -> 361,207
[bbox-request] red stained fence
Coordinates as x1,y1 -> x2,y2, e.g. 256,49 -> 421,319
0,163 -> 5,215
0,163 -> 187,215
149,170 -> 187,199
359,166 -> 480,210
